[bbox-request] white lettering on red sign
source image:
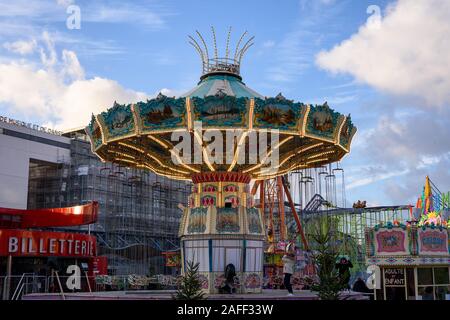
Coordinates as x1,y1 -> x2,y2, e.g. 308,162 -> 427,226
8,237 -> 18,253
5,236 -> 95,257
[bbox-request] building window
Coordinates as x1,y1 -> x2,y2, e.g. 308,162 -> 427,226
417,267 -> 450,300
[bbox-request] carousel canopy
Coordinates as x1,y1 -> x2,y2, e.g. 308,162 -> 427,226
85,29 -> 357,181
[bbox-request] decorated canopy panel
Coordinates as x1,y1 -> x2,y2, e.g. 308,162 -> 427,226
86,91 -> 356,181
85,29 -> 357,181
365,223 -> 450,266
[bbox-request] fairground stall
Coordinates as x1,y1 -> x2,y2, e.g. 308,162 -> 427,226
365,177 -> 450,300
0,202 -> 106,299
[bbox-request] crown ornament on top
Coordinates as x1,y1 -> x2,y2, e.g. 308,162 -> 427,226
189,27 -> 254,79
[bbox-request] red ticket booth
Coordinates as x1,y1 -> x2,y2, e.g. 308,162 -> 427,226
0,202 -> 107,299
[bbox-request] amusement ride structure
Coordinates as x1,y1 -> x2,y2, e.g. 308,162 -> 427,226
85,28 -> 358,293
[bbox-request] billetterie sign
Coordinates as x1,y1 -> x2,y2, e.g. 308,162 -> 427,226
0,229 -> 96,257
0,115 -> 63,136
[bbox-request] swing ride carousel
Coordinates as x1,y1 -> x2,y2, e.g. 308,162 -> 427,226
85,28 -> 357,294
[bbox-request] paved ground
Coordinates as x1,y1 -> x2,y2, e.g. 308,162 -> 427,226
22,290 -> 369,300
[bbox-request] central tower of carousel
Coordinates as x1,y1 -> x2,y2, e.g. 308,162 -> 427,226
85,28 -> 357,294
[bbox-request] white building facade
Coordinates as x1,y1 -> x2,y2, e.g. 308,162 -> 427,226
0,118 -> 70,209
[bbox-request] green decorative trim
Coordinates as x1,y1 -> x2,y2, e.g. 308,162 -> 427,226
365,228 -> 375,256
374,221 -> 407,231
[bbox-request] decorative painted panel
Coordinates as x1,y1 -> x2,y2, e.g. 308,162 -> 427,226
198,274 -> 209,289
191,95 -> 248,128
244,273 -> 261,289
253,95 -> 305,132
418,227 -> 449,255
214,274 -> 226,289
216,207 -> 240,233
213,273 -> 241,290
187,207 -> 208,234
374,228 -> 409,255
305,102 -> 342,140
135,93 -> 186,133
366,224 -> 450,261
99,102 -> 135,141
339,115 -> 357,150
246,208 -> 262,234
86,115 -> 102,150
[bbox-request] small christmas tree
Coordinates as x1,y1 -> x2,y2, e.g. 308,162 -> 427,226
309,216 -> 345,300
174,260 -> 206,300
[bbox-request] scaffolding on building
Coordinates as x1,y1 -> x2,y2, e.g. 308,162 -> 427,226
27,130 -> 191,276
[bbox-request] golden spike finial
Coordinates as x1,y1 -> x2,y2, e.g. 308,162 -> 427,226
188,28 -> 254,77
188,37 -> 206,72
211,26 -> 218,63
237,36 -> 255,64
225,26 -> 232,61
195,30 -> 210,67
234,31 -> 248,62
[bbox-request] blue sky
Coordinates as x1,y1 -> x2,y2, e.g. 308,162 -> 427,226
0,0 -> 449,207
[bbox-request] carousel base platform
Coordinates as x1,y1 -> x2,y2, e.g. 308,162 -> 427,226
22,290 -> 369,300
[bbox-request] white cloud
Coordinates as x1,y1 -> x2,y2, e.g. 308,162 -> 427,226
0,60 -> 149,130
344,106 -> 450,204
346,167 -> 409,190
0,32 -> 150,130
316,0 -> 450,107
83,5 -> 165,28
0,0 -> 172,36
3,39 -> 37,55
266,29 -> 311,82
0,1 -> 58,18
55,77 -> 148,130
39,31 -> 58,68
306,94 -> 356,106
365,111 -> 450,166
265,0 -> 346,85
61,49 -> 84,80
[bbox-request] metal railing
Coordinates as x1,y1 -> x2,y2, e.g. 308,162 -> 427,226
1,275 -> 48,300
1,274 -> 179,300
